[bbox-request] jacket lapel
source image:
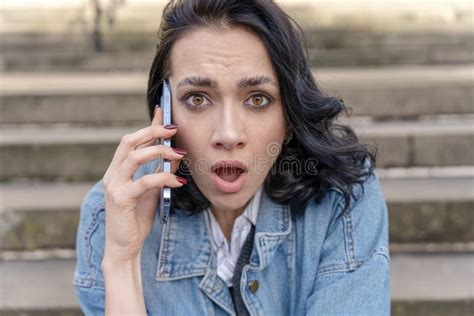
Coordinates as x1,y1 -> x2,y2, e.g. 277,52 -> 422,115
250,190 -> 292,270
155,209 -> 211,280
155,207 -> 236,314
154,189 -> 292,314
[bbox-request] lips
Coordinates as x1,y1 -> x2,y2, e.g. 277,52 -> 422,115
211,159 -> 248,193
211,160 -> 248,173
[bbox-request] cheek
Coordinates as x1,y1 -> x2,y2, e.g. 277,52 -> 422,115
172,108 -> 199,149
173,123 -> 211,174
254,134 -> 284,167
250,111 -> 286,146
174,128 -> 201,157
248,121 -> 286,172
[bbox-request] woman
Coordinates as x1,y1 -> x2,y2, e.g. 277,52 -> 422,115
74,0 -> 391,315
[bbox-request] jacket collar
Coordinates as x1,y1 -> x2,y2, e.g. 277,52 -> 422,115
155,188 -> 291,282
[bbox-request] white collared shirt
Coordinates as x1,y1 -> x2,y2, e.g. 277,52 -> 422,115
204,185 -> 263,287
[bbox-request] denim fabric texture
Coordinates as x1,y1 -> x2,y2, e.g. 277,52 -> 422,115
74,160 -> 391,315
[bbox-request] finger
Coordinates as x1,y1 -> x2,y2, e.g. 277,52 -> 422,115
153,104 -> 163,126
171,159 -> 181,174
128,172 -> 186,200
135,137 -> 158,151
136,106 -> 163,150
117,145 -> 186,182
108,124 -> 179,174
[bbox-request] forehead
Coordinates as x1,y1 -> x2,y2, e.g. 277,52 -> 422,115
169,26 -> 277,80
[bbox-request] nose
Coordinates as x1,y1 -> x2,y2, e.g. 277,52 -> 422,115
211,105 -> 247,151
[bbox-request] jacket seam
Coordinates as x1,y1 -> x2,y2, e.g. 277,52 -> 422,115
75,201 -> 106,289
315,246 -> 390,278
342,211 -> 356,270
156,214 -> 173,279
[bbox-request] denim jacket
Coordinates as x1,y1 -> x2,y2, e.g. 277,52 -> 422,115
74,161 -> 391,315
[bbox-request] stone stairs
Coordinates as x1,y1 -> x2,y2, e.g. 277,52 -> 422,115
1,167 -> 473,251
1,3 -> 473,314
1,66 -> 473,124
1,1 -> 473,72
1,29 -> 473,72
1,67 -> 473,315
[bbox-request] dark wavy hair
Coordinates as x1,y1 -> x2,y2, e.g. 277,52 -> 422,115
147,0 -> 376,214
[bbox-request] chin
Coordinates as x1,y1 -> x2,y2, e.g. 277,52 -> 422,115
207,189 -> 253,212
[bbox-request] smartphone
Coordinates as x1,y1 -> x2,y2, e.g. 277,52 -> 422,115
157,79 -> 172,223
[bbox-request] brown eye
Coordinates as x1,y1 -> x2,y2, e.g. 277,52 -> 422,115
245,93 -> 272,109
192,95 -> 204,105
182,93 -> 210,110
252,95 -> 264,105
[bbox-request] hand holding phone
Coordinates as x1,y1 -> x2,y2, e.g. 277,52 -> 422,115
101,79 -> 185,262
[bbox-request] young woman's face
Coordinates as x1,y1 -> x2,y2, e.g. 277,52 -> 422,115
169,26 -> 287,213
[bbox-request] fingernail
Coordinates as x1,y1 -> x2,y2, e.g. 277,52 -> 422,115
172,147 -> 187,155
164,124 -> 179,129
154,105 -> 160,116
176,176 -> 187,185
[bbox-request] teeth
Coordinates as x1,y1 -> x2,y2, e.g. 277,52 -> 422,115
215,167 -> 242,182
218,167 -> 239,170
217,167 -> 240,173
214,163 -> 245,173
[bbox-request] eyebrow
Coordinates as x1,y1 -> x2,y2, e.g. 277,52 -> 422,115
176,75 -> 278,89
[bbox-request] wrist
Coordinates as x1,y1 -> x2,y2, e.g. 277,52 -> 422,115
101,253 -> 147,315
101,252 -> 141,273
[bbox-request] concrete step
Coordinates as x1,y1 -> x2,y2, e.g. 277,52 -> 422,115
3,25 -> 472,53
1,118 -> 472,181
377,167 -> 474,244
390,253 -> 474,315
1,66 -> 473,124
302,28 -> 474,51
303,26 -> 474,67
1,167 -> 472,250
0,258 -> 78,313
2,1 -> 472,35
353,117 -> 474,168
308,43 -> 474,67
3,40 -> 473,71
0,253 -> 472,315
1,27 -> 473,71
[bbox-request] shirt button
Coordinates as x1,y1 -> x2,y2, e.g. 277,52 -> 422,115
248,280 -> 259,293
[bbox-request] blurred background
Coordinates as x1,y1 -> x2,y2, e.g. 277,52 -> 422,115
0,0 -> 473,315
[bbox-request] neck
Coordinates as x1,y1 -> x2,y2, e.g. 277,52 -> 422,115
210,203 -> 248,241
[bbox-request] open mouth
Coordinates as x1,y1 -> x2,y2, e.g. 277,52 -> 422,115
211,160 -> 248,193
215,166 -> 246,182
